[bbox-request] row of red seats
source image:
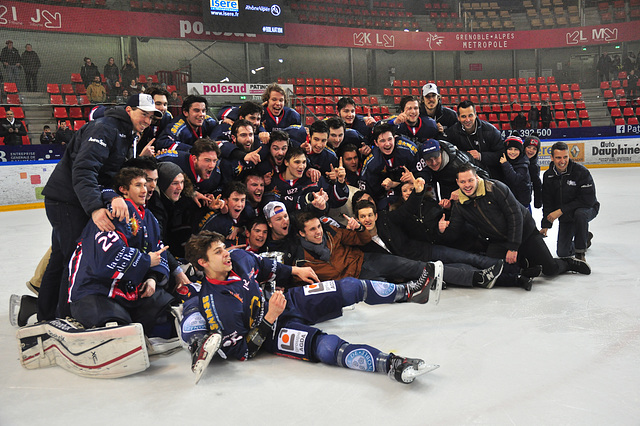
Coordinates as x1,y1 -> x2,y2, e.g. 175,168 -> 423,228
293,3 -> 414,18
612,117 -> 640,125
297,104 -> 390,116
392,77 -> 558,88
390,92 -> 583,106
278,77 -> 342,86
53,106 -> 91,120
130,1 -> 199,14
600,79 -> 640,90
301,95 -> 379,105
69,73 -> 163,86
482,119 -> 592,131
385,85 -> 582,98
297,0 -> 408,9
298,14 -> 420,30
295,86 -> 370,97
50,95 -> 91,106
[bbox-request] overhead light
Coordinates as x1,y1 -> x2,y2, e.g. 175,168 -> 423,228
278,58 -> 284,63
220,77 -> 229,82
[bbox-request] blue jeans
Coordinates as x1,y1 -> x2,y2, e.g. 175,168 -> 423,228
557,207 -> 598,257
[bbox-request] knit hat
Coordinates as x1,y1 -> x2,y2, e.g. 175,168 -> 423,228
505,135 -> 524,153
421,138 -> 441,158
263,201 -> 287,220
157,162 -> 183,194
524,135 -> 540,149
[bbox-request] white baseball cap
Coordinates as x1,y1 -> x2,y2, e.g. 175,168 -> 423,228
422,83 -> 439,97
126,93 -> 162,118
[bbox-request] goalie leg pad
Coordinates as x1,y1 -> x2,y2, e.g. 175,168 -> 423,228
16,319 -> 149,378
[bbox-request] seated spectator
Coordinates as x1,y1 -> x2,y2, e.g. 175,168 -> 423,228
109,81 -> 123,103
80,57 -> 100,88
118,89 -> 130,105
0,109 -> 27,145
168,90 -> 182,118
128,78 -> 142,95
67,167 -> 173,334
86,75 -> 107,103
55,120 -> 74,145
40,125 -> 56,144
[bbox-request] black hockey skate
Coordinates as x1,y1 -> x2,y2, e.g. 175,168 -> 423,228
475,260 -> 505,289
407,261 -> 443,305
387,353 -> 439,384
190,332 -> 222,384
9,294 -> 37,327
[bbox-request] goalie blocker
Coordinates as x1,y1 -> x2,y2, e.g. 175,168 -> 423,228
16,318 -> 150,378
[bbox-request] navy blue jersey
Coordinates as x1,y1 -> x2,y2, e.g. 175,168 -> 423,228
308,147 -> 339,175
384,115 -> 438,146
68,200 -> 169,304
347,115 -> 373,141
181,250 -> 291,360
155,114 -> 219,152
265,173 -> 349,213
359,137 -> 418,206
263,106 -> 301,132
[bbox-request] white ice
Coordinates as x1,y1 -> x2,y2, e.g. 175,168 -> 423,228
1,167 -> 639,426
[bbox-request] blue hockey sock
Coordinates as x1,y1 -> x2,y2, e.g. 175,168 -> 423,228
314,334 -> 386,373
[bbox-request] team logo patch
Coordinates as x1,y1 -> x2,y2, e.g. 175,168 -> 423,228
278,328 -> 307,355
345,349 -> 375,371
182,314 -> 207,333
303,281 -> 337,296
370,280 -> 395,298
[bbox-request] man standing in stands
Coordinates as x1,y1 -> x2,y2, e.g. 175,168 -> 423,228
21,44 -> 41,92
1,40 -> 21,86
38,94 -> 162,321
0,109 -> 27,145
80,57 -> 100,88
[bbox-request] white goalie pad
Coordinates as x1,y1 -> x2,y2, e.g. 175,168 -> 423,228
16,319 -> 149,379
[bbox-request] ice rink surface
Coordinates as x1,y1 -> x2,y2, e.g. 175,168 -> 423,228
1,167 -> 639,426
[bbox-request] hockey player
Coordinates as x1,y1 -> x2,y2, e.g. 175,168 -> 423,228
155,95 -> 219,152
381,95 -> 439,147
419,83 -> 458,135
179,231 -> 442,384
261,83 -> 301,131
68,167 -> 174,333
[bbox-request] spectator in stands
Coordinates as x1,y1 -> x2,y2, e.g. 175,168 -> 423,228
121,56 -> 138,88
168,90 -> 182,117
109,80 -> 123,102
144,76 -> 158,91
0,109 -> 27,145
597,53 -> 611,82
40,125 -> 56,144
540,100 -> 552,128
119,89 -> 130,104
86,75 -> 107,103
103,57 -> 120,91
21,44 -> 40,92
528,103 -> 540,130
0,40 -> 21,86
55,120 -> 73,145
419,83 -> 458,134
626,69 -> 638,100
443,100 -> 504,180
128,78 -> 142,95
511,110 -> 527,132
80,57 -> 100,88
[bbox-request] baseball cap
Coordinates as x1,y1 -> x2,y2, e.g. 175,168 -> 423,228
422,83 -> 439,97
421,139 -> 441,158
263,201 -> 287,219
126,93 -> 162,118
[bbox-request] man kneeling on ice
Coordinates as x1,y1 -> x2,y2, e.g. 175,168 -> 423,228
179,230 -> 444,384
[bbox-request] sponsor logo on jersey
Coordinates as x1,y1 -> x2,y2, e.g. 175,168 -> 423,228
182,313 -> 207,333
303,280 -> 337,296
88,137 -> 106,147
567,179 -> 576,186
370,280 -> 395,298
345,348 -> 375,371
278,328 -> 307,355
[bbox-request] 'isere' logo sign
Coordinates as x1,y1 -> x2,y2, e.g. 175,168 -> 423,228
566,27 -> 618,44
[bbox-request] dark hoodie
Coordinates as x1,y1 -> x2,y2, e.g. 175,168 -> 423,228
524,136 -> 542,208
500,139 -> 532,208
42,107 -> 136,215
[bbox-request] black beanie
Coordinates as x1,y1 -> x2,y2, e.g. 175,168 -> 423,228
157,162 -> 183,194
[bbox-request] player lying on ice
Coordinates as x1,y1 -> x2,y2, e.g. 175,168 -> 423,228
179,230 -> 444,384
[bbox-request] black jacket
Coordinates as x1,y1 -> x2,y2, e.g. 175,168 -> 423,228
0,118 -> 27,145
42,107 -> 136,215
500,154 -> 532,208
444,119 -> 505,180
21,50 -> 40,73
420,102 -> 458,130
541,159 -> 600,229
527,153 -> 542,208
446,178 -> 537,252
416,140 -> 489,200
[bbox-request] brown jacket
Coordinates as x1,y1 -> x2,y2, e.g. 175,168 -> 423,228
300,225 -> 371,281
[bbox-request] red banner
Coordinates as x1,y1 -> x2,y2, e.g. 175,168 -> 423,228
1,1 -> 638,50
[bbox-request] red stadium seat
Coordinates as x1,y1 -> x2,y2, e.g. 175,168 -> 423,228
53,107 -> 68,119
50,94 -> 64,105
65,95 -> 78,106
6,94 -> 21,104
70,73 -> 83,83
3,83 -> 18,93
10,107 -> 24,118
47,84 -> 60,94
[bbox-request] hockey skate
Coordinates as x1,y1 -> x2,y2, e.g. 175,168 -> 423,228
190,332 -> 222,384
475,260 -> 505,289
16,319 -> 149,378
407,261 -> 443,305
9,294 -> 38,327
387,353 -> 439,384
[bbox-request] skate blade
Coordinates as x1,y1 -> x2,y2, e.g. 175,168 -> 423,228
429,261 -> 444,306
193,333 -> 222,385
9,294 -> 21,327
403,363 -> 440,383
